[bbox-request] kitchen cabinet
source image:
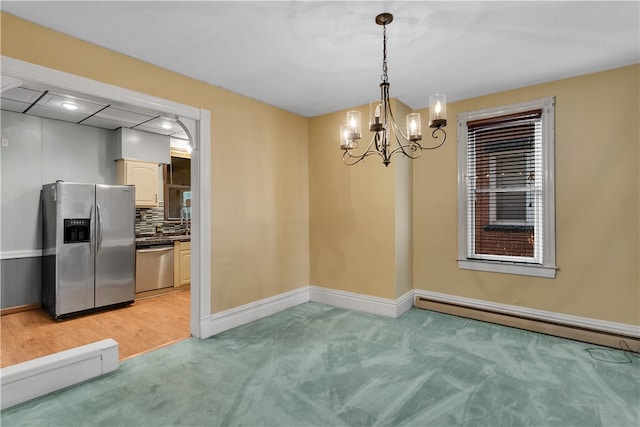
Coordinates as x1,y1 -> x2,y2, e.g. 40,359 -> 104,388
174,241 -> 191,287
116,160 -> 158,207
114,128 -> 170,164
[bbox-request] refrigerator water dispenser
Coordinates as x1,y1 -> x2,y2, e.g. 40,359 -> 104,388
63,218 -> 90,243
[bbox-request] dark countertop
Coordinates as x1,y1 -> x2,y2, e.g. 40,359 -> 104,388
135,235 -> 191,247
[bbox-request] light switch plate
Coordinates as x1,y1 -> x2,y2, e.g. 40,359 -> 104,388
1,138 -> 8,147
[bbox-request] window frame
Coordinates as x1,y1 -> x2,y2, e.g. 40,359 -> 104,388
457,97 -> 557,278
163,151 -> 192,222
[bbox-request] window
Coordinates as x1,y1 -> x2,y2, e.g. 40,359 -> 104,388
490,150 -> 532,225
164,154 -> 191,221
457,97 -> 556,278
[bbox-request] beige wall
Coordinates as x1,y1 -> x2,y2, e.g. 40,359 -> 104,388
209,91 -> 309,312
1,13 -> 310,314
308,99 -> 416,300
414,65 -> 639,325
308,106 -> 398,299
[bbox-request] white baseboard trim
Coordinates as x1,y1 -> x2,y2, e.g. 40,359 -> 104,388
0,339 -> 119,410
309,286 -> 414,319
200,286 -> 637,341
414,289 -> 640,338
200,287 -> 310,338
396,290 -> 416,317
199,286 -> 417,339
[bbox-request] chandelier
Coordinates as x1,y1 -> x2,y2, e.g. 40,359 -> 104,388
340,13 -> 447,167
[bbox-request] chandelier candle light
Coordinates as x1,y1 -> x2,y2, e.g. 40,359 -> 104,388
341,13 -> 447,167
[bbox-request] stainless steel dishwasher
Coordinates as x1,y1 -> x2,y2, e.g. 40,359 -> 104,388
135,245 -> 174,293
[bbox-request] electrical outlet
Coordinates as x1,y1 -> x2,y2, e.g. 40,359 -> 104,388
1,138 -> 8,148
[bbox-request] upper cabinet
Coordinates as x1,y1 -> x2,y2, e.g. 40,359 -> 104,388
114,128 -> 170,208
116,160 -> 158,207
113,128 -> 170,164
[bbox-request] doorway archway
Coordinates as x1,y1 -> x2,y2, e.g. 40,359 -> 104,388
1,55 -> 211,338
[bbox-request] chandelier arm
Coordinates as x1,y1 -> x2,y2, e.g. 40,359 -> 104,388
350,133 -> 377,156
421,127 -> 447,150
386,106 -> 413,143
388,102 -> 448,151
382,108 -> 423,159
343,151 -> 369,166
342,134 -> 385,166
374,131 -> 383,152
396,131 -> 424,159
388,142 -> 423,160
343,147 -> 385,166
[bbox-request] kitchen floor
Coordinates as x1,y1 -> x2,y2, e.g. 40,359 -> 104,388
0,290 -> 190,368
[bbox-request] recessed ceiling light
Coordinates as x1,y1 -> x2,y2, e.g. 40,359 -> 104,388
161,122 -> 172,130
61,102 -> 80,111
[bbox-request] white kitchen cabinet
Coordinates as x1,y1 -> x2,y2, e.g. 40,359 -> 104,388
174,241 -> 191,287
116,160 -> 158,207
114,128 -> 170,164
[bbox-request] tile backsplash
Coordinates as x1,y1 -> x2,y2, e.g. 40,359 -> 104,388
135,203 -> 189,236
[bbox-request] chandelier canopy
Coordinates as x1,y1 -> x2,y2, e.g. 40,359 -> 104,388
340,13 -> 447,167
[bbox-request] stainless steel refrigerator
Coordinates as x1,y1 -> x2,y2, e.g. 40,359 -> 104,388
41,181 -> 136,319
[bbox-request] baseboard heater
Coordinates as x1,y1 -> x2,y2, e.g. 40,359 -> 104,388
414,296 -> 640,354
0,339 -> 119,410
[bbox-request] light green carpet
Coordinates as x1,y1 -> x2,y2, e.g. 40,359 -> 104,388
2,302 -> 639,426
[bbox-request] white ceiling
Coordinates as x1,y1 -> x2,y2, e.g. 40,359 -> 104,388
1,1 -> 639,118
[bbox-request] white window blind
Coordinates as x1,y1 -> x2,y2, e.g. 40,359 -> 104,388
467,110 -> 542,263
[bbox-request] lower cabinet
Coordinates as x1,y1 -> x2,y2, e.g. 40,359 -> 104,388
174,241 -> 191,287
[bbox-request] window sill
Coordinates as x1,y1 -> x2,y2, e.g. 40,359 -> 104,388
458,259 -> 557,278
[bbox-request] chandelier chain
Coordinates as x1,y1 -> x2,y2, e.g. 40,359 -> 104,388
381,24 -> 388,83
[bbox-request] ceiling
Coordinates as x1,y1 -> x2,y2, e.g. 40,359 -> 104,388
1,1 -> 639,120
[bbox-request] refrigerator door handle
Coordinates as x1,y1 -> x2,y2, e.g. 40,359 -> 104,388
96,203 -> 103,253
90,204 -> 95,256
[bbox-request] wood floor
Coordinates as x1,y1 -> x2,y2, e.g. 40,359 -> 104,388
0,290 -> 190,368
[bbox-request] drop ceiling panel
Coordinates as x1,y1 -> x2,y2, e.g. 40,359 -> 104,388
134,117 -> 182,136
79,116 -> 131,130
2,87 -> 43,103
133,124 -> 173,136
38,93 -> 106,116
90,106 -> 155,125
0,99 -> 30,113
26,105 -> 91,123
